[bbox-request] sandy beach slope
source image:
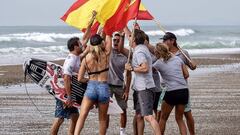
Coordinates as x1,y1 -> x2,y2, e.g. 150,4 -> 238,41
0,54 -> 240,135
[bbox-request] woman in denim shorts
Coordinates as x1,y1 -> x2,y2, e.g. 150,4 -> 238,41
74,34 -> 112,135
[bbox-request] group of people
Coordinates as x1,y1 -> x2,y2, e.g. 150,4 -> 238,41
50,12 -> 197,135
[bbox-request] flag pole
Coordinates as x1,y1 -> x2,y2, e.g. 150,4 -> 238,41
153,19 -> 192,63
127,17 -> 138,63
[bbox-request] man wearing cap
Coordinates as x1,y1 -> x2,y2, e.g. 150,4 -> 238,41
161,32 -> 197,135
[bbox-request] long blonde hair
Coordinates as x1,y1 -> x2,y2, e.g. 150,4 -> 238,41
90,44 -> 105,62
155,43 -> 172,62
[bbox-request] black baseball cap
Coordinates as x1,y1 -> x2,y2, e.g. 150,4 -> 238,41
90,34 -> 103,46
160,32 -> 177,41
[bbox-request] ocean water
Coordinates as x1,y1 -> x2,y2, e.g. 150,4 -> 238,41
0,25 -> 240,65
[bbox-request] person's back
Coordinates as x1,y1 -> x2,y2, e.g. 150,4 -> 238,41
75,34 -> 112,135
154,56 -> 188,91
84,49 -> 109,82
154,43 -> 189,135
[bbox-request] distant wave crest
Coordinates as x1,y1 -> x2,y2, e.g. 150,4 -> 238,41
0,46 -> 68,55
145,29 -> 195,36
0,29 -> 194,43
0,32 -> 83,43
180,40 -> 240,49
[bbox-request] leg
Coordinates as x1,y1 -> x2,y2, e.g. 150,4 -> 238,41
120,109 -> 127,128
136,114 -> 145,135
144,115 -> 161,135
51,118 -> 64,135
74,96 -> 95,135
120,109 -> 127,135
98,102 -> 109,135
184,111 -> 195,135
68,113 -> 79,135
159,101 -> 174,135
157,111 -> 161,123
175,105 -> 187,135
133,114 -> 137,135
106,114 -> 110,130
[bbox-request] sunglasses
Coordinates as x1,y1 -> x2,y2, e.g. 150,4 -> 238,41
113,39 -> 120,42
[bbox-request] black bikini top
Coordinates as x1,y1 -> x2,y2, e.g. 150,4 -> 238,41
85,52 -> 109,75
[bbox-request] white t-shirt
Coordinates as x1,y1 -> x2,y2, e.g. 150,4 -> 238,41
63,53 -> 81,76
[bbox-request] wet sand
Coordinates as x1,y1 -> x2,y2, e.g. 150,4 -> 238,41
0,54 -> 240,135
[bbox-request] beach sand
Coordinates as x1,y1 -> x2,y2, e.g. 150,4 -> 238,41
0,54 -> 240,135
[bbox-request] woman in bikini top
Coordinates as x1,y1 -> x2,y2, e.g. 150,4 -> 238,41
75,34 -> 112,135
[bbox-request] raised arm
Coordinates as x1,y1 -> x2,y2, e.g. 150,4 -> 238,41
123,26 -> 132,41
81,11 -> 97,46
117,32 -> 130,57
105,35 -> 112,56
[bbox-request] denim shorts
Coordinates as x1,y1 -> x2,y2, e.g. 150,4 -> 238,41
84,80 -> 110,103
55,98 -> 78,119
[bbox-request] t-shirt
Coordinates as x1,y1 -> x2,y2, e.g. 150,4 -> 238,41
153,56 -> 188,91
175,49 -> 191,67
108,49 -> 128,86
63,53 -> 81,76
151,53 -> 161,91
132,45 -> 155,91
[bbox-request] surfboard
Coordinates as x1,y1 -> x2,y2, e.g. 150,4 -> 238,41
23,58 -> 123,114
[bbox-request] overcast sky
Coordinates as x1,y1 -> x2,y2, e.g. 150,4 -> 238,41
1,0 -> 240,26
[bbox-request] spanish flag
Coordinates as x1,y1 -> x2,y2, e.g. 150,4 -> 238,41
61,0 -> 123,32
104,0 -> 154,35
138,3 -> 154,20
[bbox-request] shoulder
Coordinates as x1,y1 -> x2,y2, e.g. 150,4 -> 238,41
174,56 -> 184,64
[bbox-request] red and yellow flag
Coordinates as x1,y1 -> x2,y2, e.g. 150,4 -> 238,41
61,0 -> 123,32
104,0 -> 154,34
137,3 -> 154,20
61,0 -> 154,35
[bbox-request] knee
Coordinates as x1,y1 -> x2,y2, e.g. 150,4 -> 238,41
185,112 -> 194,121
144,115 -> 153,122
160,112 -> 169,121
175,114 -> 183,122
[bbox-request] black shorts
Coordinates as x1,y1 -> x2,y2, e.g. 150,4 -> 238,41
163,88 -> 189,106
153,91 -> 161,110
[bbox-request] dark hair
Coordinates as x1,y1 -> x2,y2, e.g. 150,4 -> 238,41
67,37 -> 80,51
161,32 -> 177,41
173,40 -> 178,47
145,34 -> 149,42
90,34 -> 103,46
114,33 -> 120,37
134,29 -> 146,45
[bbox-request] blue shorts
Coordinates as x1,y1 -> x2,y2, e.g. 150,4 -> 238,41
84,80 -> 110,103
55,98 -> 78,119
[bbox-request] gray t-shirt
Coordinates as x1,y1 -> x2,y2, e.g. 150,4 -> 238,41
153,56 -> 188,91
132,45 -> 155,91
108,49 -> 128,86
151,53 -> 161,91
176,50 -> 191,68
